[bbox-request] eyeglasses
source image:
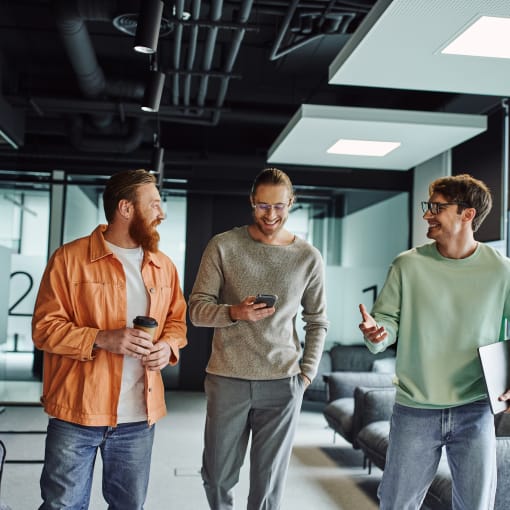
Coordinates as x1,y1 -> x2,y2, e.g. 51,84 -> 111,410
421,201 -> 468,215
252,202 -> 290,213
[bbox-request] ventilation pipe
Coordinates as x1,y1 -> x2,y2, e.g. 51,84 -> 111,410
53,0 -> 146,152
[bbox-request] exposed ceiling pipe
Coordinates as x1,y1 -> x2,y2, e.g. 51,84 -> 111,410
197,0 -> 223,107
172,0 -> 186,106
53,0 -> 146,152
183,0 -> 202,108
70,116 -> 145,153
212,0 -> 254,125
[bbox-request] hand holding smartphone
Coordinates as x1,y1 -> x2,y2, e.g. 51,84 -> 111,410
253,293 -> 278,308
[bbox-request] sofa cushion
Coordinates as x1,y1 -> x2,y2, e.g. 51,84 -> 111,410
323,398 -> 355,443
372,357 -> 396,374
326,372 -> 394,401
356,420 -> 390,471
352,386 -> 395,448
329,344 -> 395,372
494,412 -> 510,437
304,350 -> 332,402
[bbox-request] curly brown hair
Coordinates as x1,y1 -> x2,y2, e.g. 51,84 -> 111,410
429,174 -> 492,232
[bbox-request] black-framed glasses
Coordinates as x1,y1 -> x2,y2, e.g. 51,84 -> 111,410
252,201 -> 290,213
421,201 -> 468,215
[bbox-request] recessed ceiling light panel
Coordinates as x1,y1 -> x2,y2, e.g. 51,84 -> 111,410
328,0 -> 510,96
441,16 -> 510,59
327,139 -> 401,157
267,104 -> 487,171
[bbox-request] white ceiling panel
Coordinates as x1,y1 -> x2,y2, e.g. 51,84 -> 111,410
329,0 -> 510,96
267,104 -> 486,171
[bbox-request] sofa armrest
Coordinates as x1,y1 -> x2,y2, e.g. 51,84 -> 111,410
326,371 -> 394,402
495,412 -> 510,437
351,386 -> 396,448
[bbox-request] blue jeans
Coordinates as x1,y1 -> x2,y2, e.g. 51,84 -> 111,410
379,400 -> 496,510
39,418 -> 155,510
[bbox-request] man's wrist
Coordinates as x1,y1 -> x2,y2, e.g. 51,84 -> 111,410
228,304 -> 238,322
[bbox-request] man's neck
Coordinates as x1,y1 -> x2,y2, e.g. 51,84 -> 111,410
247,224 -> 294,246
436,236 -> 478,259
103,225 -> 139,249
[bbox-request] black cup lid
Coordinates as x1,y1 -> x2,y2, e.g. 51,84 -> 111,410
133,316 -> 158,327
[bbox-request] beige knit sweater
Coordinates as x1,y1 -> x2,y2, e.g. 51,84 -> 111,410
188,226 -> 329,381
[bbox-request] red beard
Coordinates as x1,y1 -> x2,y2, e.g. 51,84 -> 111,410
129,207 -> 161,252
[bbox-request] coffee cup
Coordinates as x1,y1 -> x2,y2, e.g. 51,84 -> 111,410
133,316 -> 158,342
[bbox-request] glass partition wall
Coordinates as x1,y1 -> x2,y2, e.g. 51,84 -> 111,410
0,172 -> 187,388
0,179 -> 50,384
0,169 -> 409,388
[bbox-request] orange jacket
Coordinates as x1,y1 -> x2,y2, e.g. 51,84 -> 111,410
32,225 -> 187,426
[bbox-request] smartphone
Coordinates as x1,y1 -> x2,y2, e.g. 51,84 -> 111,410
254,293 -> 278,308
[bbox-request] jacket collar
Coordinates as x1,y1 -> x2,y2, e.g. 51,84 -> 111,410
89,225 -> 162,268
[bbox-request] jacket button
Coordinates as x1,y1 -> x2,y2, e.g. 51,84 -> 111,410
149,288 -> 155,293
148,387 -> 152,392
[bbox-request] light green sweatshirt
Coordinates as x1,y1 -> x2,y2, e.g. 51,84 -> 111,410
189,226 -> 329,381
367,242 -> 510,408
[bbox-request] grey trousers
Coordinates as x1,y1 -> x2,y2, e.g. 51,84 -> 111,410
202,374 -> 306,510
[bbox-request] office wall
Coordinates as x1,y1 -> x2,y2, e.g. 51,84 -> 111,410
452,108 -> 504,243
64,185 -> 101,243
325,193 -> 409,346
180,193 -> 252,390
412,152 -> 451,247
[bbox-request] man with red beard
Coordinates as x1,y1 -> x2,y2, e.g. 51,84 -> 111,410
189,167 -> 329,510
32,169 -> 187,510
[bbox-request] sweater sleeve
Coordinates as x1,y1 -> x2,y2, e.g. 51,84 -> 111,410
188,237 -> 237,328
366,262 -> 400,354
299,252 -> 329,381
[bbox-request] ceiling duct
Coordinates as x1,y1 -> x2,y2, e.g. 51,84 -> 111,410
53,0 -> 146,152
70,116 -> 144,153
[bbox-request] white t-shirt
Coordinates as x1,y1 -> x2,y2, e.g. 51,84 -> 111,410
106,241 -> 148,423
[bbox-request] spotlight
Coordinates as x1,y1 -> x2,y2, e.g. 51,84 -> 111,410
142,69 -> 165,112
151,146 -> 165,174
134,0 -> 164,54
151,146 -> 165,188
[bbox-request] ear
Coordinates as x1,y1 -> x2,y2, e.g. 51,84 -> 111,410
462,207 -> 476,224
118,199 -> 133,220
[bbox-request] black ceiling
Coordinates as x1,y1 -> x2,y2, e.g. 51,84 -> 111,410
0,0 -> 503,190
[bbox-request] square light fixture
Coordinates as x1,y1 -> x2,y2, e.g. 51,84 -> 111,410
327,139 -> 401,157
267,104 -> 487,171
441,16 -> 510,59
328,0 -> 510,96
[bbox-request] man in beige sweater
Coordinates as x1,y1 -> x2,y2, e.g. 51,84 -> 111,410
189,168 -> 328,510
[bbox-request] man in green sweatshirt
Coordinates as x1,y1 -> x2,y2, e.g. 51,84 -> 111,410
359,174 -> 510,510
189,167 -> 328,510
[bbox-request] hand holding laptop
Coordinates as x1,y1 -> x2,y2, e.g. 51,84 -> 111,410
477,339 -> 510,414
498,388 -> 510,413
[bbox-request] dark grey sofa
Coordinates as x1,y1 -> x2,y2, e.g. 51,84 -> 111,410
303,343 -> 396,408
323,373 -> 394,446
328,379 -> 510,510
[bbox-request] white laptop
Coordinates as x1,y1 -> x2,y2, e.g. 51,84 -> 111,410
477,339 -> 510,414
